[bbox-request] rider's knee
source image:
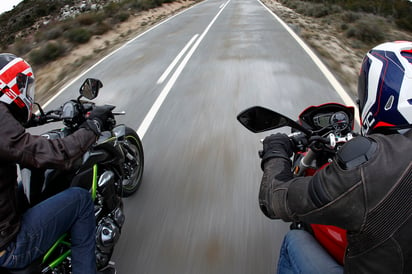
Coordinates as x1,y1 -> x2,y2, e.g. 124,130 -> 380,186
68,187 -> 93,207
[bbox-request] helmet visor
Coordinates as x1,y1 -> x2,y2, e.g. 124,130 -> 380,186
357,69 -> 367,113
16,73 -> 35,104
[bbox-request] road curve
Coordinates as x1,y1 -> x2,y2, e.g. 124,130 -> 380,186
31,0 -> 355,273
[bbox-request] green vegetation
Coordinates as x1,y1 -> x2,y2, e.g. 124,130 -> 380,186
312,0 -> 412,31
279,0 -> 412,31
344,16 -> 386,44
0,0 -> 187,68
29,41 -> 68,65
278,0 -> 412,48
64,27 -> 92,44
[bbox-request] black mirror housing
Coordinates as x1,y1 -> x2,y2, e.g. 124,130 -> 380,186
237,106 -> 312,135
79,78 -> 102,100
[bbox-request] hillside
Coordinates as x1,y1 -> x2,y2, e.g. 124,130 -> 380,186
1,0 -> 412,104
1,0 -> 197,105
263,0 -> 412,96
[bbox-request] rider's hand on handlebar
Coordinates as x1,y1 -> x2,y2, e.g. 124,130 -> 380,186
87,105 -> 114,127
23,113 -> 46,128
289,132 -> 308,152
81,105 -> 114,135
260,133 -> 294,170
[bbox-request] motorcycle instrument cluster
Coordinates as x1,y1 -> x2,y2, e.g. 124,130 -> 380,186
313,111 -> 350,131
299,103 -> 355,135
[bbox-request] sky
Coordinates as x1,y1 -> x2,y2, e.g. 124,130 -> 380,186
0,0 -> 23,15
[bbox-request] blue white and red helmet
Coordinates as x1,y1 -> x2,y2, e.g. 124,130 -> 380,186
0,53 -> 35,124
358,41 -> 412,135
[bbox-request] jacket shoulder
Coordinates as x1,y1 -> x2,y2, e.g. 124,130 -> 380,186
336,136 -> 378,170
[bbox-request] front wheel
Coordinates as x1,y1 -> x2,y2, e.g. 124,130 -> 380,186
121,128 -> 144,197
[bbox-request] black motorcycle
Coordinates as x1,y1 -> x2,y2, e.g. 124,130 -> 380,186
5,78 -> 144,274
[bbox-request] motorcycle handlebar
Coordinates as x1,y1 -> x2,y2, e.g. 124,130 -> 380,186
288,132 -> 354,152
30,101 -> 123,129
45,113 -> 63,121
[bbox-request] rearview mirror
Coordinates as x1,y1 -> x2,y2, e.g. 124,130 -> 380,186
79,78 -> 102,100
237,106 -> 312,135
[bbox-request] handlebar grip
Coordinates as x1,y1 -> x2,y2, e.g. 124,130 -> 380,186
46,113 -> 62,120
288,132 -> 308,152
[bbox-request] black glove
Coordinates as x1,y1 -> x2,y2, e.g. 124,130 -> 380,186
80,105 -> 114,135
23,113 -> 45,128
260,133 -> 293,169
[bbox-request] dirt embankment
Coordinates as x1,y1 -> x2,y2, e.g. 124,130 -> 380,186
260,0 -> 412,97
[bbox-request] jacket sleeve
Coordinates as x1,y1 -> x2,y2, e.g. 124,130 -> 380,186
0,104 -> 97,170
260,156 -> 366,231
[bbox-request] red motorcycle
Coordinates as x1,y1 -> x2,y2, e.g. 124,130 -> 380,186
237,103 -> 357,265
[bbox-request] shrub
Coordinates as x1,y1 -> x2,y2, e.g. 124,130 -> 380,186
76,12 -> 103,25
64,28 -> 91,44
29,41 -> 66,65
12,38 -> 33,55
91,22 -> 112,35
279,0 -> 298,10
117,12 -> 130,22
341,11 -> 361,23
396,18 -> 412,32
42,25 -> 64,41
104,2 -> 122,17
309,5 -> 330,18
110,11 -> 130,24
133,0 -> 159,11
59,20 -> 78,32
340,23 -> 348,31
295,2 -> 341,18
345,19 -> 385,44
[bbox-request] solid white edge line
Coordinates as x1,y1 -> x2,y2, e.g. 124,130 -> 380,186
41,0 -> 205,110
157,34 -> 199,84
257,0 -> 360,123
137,0 -> 232,139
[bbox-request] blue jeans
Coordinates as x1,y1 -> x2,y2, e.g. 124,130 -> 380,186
0,187 -> 96,274
277,229 -> 344,274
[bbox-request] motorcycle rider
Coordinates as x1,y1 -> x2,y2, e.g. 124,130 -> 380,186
0,53 -> 115,274
258,41 -> 412,273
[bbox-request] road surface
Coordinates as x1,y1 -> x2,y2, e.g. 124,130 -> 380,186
32,0 -> 355,273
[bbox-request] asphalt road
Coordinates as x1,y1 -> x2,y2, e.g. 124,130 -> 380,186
31,0 -> 356,273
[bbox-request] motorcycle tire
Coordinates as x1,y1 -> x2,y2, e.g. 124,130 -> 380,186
121,127 -> 144,197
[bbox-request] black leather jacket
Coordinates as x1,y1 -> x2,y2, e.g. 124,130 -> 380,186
0,103 -> 97,249
260,130 -> 412,273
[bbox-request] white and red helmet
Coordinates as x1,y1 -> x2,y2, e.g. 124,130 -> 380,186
358,41 -> 412,135
0,53 -> 35,124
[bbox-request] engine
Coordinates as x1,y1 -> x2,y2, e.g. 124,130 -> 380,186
94,170 -> 125,269
95,207 -> 125,269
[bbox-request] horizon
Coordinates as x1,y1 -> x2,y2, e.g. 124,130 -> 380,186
0,0 -> 23,15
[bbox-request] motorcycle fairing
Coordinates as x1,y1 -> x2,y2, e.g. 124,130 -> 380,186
311,224 -> 347,265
